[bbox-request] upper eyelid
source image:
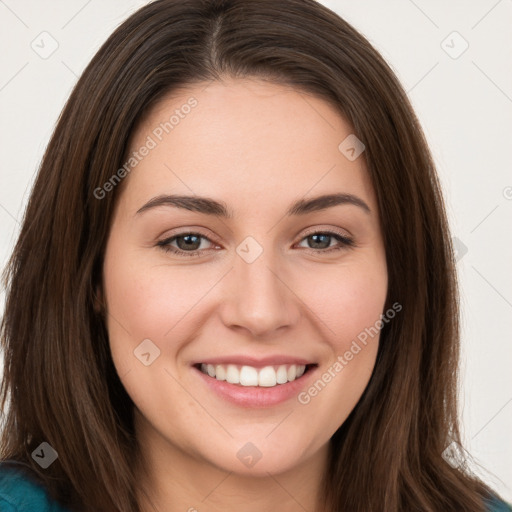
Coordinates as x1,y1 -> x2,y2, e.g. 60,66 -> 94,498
300,225 -> 352,239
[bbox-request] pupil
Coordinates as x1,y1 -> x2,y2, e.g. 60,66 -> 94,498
310,234 -> 329,249
178,235 -> 200,250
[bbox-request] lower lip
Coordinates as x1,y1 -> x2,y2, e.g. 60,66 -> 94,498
193,365 -> 317,408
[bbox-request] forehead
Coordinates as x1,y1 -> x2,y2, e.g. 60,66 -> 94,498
120,78 -> 376,214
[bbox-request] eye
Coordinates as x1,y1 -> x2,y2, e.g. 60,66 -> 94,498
156,229 -> 355,258
295,231 -> 355,253
157,232 -> 216,257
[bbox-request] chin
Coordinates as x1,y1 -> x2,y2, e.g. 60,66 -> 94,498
199,433 -> 314,477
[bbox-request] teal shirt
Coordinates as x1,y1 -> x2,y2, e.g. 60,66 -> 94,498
0,462 -> 70,512
0,461 -> 511,511
488,496 -> 512,512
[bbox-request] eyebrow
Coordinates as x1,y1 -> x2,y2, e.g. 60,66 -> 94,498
135,192 -> 371,218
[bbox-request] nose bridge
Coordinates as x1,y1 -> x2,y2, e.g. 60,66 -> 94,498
221,237 -> 299,336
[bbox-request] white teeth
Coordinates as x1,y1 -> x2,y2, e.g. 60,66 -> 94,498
258,366 -> 277,387
226,364 -> 240,384
198,363 -> 311,387
276,365 -> 288,384
215,364 -> 226,381
240,366 -> 259,386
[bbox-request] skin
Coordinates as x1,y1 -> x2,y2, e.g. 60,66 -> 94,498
101,77 -> 388,512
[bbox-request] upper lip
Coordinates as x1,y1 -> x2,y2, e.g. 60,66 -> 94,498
192,355 -> 316,368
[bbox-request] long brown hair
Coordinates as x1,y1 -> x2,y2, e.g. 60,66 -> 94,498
0,0 -> 503,510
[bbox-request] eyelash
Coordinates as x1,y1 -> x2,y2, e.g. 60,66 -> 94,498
156,230 -> 355,258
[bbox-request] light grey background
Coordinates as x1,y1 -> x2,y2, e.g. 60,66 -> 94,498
0,0 -> 511,501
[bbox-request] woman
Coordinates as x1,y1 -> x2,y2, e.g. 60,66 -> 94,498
0,0 -> 510,511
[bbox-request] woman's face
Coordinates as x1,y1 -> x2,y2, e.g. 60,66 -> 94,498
102,78 -> 388,476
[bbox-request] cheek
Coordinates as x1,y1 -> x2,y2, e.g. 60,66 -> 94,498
293,262 -> 387,433
306,261 -> 388,348
103,249 -> 210,342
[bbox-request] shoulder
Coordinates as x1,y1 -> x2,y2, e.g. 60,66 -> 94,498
484,493 -> 512,512
0,461 -> 70,512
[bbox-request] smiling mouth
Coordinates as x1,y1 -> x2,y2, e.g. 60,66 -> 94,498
194,363 -> 317,388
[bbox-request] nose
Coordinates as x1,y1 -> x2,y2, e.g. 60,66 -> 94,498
219,248 -> 301,338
